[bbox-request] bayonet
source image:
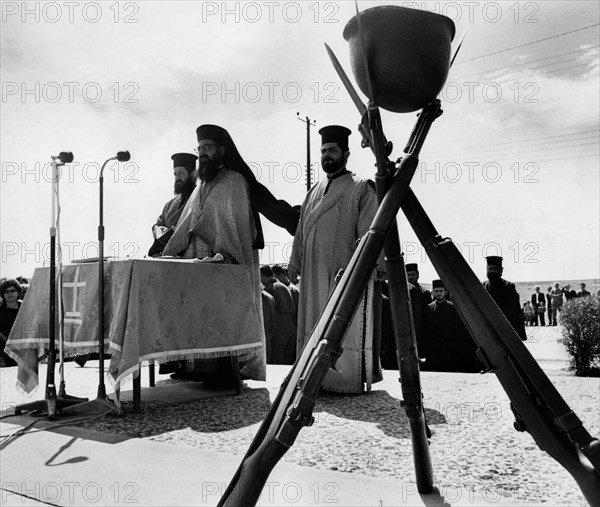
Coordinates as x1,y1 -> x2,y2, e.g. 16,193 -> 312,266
324,42 -> 366,116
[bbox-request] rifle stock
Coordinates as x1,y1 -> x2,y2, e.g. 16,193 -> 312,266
399,189 -> 600,505
368,102 -> 437,493
219,140 -> 427,505
219,236 -> 376,505
385,243 -> 433,493
221,338 -> 346,505
321,38 -> 599,505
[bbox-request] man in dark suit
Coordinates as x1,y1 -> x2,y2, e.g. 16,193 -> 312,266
562,284 -> 577,301
482,256 -> 527,341
546,286 -> 554,325
577,283 -> 591,298
531,285 -> 546,326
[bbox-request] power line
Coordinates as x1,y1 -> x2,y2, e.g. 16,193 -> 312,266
537,62 -> 598,76
459,61 -> 597,88
451,46 -> 599,80
426,130 -> 600,155
534,153 -> 600,163
424,140 -> 600,160
424,144 -> 600,165
455,23 -> 600,64
423,139 -> 600,164
424,148 -> 600,166
251,26 -> 599,120
427,141 -> 599,158
421,152 -> 599,167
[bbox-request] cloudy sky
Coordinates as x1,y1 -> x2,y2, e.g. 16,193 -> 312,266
1,0 -> 599,285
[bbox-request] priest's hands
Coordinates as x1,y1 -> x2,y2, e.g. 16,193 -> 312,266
193,253 -> 225,263
288,266 -> 299,284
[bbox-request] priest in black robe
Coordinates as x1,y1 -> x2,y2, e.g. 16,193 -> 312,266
148,152 -> 197,257
406,263 -> 432,308
482,256 -> 527,341
421,279 -> 481,373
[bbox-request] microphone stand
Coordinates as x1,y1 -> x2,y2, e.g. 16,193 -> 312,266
55,159 -> 88,405
15,153 -> 86,420
56,170 -> 89,405
62,152 -> 130,417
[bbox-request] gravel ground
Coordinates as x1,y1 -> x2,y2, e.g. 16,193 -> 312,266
2,326 -> 598,506
65,370 -> 598,506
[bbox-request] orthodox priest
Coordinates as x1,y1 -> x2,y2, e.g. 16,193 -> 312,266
421,279 -> 481,373
289,125 -> 382,394
405,263 -> 432,308
148,152 -> 197,257
162,124 -> 300,381
482,255 -> 527,341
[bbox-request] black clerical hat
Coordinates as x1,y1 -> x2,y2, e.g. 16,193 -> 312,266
486,256 -> 503,266
405,263 -> 419,273
319,125 -> 351,150
196,124 -> 230,146
432,279 -> 444,289
171,153 -> 197,172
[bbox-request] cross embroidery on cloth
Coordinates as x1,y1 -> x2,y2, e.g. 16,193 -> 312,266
63,267 -> 85,328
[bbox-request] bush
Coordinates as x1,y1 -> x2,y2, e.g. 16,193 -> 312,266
558,296 -> 600,376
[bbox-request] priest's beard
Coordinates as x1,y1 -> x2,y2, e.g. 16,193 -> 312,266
174,176 -> 195,195
433,292 -> 446,302
321,156 -> 344,174
486,271 -> 502,282
199,156 -> 223,182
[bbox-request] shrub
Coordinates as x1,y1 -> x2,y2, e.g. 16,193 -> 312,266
558,296 -> 600,376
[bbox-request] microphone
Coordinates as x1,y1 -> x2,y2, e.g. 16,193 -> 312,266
51,152 -> 74,165
100,150 -> 131,177
116,151 -> 131,162
59,151 -> 74,163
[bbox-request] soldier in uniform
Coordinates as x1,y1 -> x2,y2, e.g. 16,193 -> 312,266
149,152 -> 197,257
482,256 -> 527,341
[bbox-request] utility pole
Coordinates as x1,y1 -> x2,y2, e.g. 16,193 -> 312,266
297,113 -> 317,191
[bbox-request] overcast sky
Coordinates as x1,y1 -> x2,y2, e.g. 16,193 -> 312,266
1,0 -> 599,285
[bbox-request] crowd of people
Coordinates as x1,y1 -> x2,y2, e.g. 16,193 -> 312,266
381,256 -> 526,375
525,282 -> 594,327
260,264 -> 298,366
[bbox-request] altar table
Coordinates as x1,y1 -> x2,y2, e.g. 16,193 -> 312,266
6,259 -> 264,397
